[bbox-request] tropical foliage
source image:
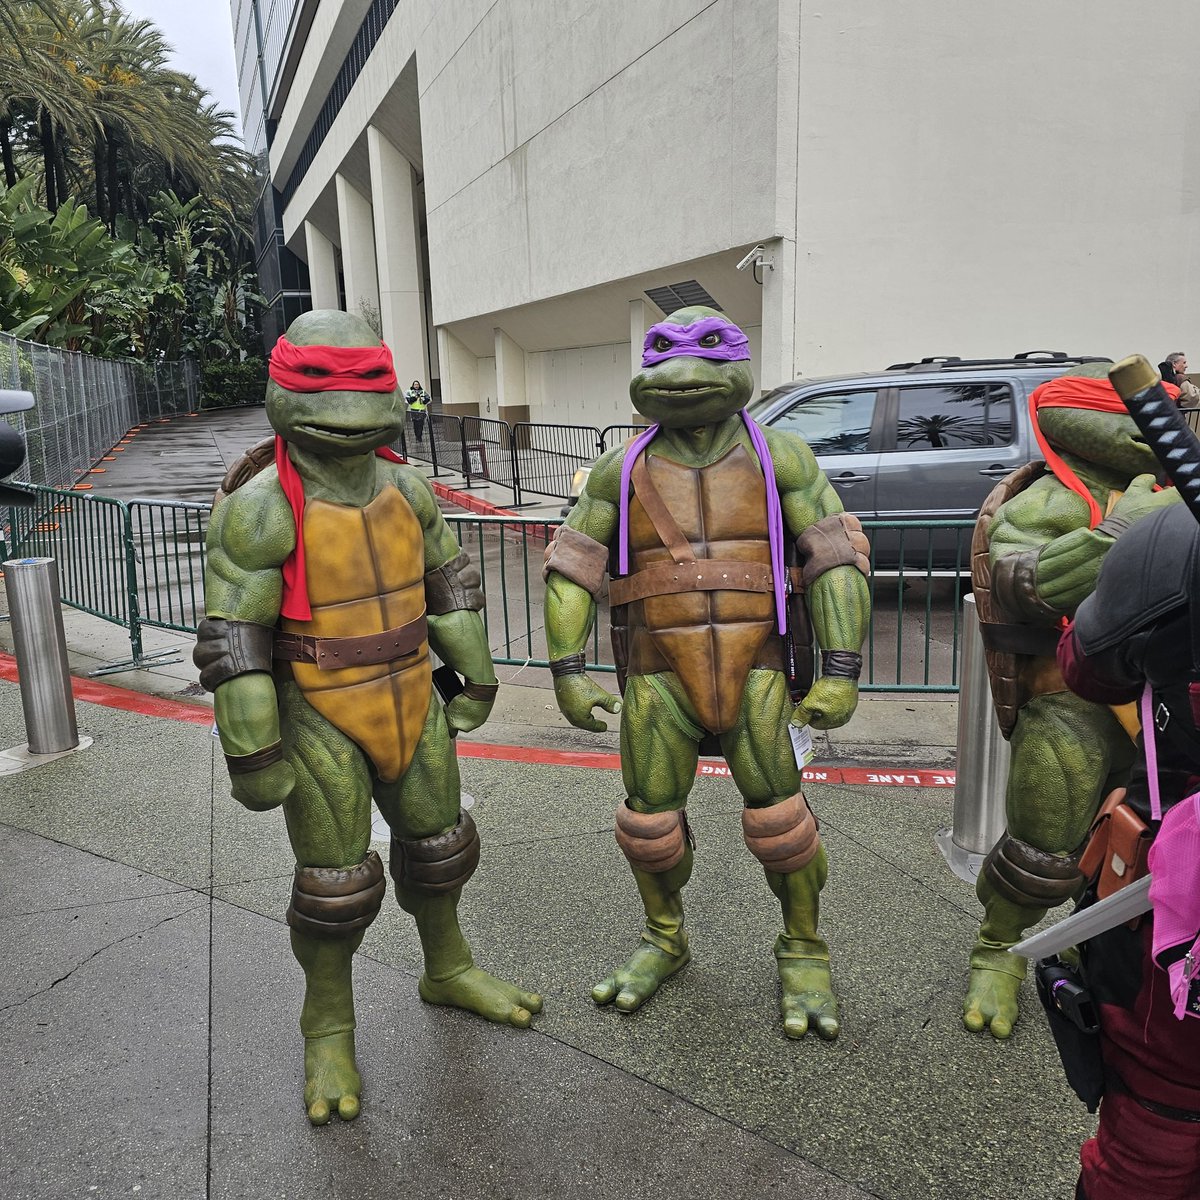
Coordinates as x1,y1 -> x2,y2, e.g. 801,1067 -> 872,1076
0,0 -> 262,362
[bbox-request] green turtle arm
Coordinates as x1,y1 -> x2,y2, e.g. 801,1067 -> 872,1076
545,447 -> 623,731
767,429 -> 870,653
989,480 -> 1120,619
545,447 -> 622,658
389,465 -> 497,690
204,476 -> 294,757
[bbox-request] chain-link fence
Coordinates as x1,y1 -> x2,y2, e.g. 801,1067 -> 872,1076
0,331 -> 199,491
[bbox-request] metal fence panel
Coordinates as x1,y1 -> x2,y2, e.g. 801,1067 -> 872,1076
511,422 -> 603,500
128,500 -> 210,634
2,482 -> 974,692
0,330 -> 196,491
599,424 -> 644,453
461,416 -> 517,495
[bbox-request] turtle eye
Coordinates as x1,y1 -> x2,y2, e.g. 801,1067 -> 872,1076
653,335 -> 672,353
361,368 -> 387,378
301,365 -> 329,377
698,332 -> 721,348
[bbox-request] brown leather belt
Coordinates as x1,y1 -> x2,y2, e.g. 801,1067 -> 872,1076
609,561 -> 802,607
979,620 -> 1062,658
273,615 -> 428,669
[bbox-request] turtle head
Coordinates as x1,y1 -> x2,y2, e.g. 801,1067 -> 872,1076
1036,363 -> 1159,481
630,306 -> 754,429
266,309 -> 405,457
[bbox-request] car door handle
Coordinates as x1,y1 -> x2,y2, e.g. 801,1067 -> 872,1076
979,466 -> 1012,478
832,472 -> 871,484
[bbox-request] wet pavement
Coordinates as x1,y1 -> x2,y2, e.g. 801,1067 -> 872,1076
0,406 -> 1095,1199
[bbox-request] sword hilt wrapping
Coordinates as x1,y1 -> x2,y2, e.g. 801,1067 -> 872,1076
1109,354 -> 1200,526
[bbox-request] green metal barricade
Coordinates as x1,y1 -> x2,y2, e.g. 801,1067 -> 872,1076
2,487 -> 975,692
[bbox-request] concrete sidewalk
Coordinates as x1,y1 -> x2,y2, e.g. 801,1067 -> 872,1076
0,649 -> 1093,1200
0,405 -> 1092,1198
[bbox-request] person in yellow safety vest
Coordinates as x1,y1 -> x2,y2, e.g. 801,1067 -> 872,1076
405,379 -> 430,440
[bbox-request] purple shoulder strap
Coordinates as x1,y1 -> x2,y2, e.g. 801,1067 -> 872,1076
617,412 -> 787,634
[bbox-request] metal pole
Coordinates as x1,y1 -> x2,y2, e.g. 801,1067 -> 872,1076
936,592 -> 1009,881
3,556 -> 79,753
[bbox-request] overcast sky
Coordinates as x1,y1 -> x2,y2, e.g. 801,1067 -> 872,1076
119,1 -> 244,143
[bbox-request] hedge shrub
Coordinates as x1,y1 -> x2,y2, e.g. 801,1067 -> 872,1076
201,359 -> 267,409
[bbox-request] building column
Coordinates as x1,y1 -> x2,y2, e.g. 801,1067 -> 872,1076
759,236 -> 797,392
494,328 -> 529,425
304,220 -> 339,311
334,173 -> 380,330
435,327 -> 480,418
367,126 -> 429,389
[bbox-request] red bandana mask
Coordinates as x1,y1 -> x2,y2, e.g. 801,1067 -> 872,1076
267,336 -> 405,619
268,335 -> 398,393
1029,375 -> 1178,529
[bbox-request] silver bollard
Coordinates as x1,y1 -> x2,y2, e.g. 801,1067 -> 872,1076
936,593 -> 1010,882
3,557 -> 79,753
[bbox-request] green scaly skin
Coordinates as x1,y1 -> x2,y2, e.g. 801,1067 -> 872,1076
545,306 -> 869,1038
204,310 -> 539,1124
963,393 -> 1177,1039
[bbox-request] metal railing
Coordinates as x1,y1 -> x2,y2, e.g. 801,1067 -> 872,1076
599,424 -> 645,452
2,483 -> 974,690
511,422 -> 603,501
0,330 -> 199,491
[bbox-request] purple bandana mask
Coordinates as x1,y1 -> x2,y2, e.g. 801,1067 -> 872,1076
641,316 -> 751,367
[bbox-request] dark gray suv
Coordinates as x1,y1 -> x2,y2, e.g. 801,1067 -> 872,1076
746,352 -> 1110,568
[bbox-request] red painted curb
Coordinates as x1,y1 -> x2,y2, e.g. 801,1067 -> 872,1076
0,652 -> 214,726
430,480 -> 517,518
0,652 -> 955,786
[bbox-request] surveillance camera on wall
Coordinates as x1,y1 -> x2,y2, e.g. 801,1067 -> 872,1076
735,245 -> 766,271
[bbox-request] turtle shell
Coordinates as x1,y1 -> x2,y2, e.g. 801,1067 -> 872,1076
970,460 -> 1048,738
212,435 -> 276,507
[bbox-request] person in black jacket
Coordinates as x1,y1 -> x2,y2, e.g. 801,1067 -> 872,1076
1056,502 -> 1200,1200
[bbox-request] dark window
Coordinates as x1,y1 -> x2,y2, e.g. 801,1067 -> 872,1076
894,384 -> 1014,450
769,390 -> 876,455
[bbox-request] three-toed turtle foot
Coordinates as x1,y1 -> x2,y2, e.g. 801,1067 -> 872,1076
963,962 -> 1022,1040
418,965 -> 543,1028
303,1031 -> 362,1125
592,942 -> 691,1013
779,958 -> 839,1041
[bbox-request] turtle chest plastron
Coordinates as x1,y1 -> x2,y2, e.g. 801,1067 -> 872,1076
280,484 -> 431,782
625,444 -> 775,733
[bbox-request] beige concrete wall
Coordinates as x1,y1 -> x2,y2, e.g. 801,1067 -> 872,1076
791,0 -> 1200,375
421,0 -> 783,325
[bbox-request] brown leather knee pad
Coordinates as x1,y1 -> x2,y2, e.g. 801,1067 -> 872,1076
614,804 -> 688,873
982,832 -> 1083,908
389,809 -> 481,895
742,793 -> 820,873
287,850 -> 387,938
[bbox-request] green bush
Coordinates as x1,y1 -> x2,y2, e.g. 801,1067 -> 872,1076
201,358 -> 267,409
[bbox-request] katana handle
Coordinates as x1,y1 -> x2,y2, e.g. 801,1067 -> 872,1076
1109,354 -> 1200,525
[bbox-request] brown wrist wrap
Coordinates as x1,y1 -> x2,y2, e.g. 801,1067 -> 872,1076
225,740 -> 284,775
462,680 -> 499,701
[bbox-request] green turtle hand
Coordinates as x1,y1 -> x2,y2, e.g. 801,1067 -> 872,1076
1106,472 -> 1180,527
790,677 -> 858,730
554,673 -> 622,732
230,759 -> 295,812
443,693 -> 494,737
